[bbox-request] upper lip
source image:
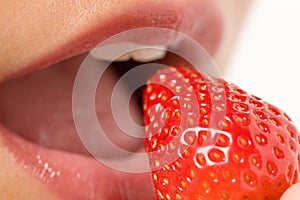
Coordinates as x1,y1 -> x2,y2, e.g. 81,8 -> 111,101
0,0 -> 223,199
1,0 -> 223,82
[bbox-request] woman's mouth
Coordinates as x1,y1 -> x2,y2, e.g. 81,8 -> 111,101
0,0 -> 223,199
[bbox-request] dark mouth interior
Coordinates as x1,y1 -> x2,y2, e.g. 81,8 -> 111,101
0,50 -> 191,159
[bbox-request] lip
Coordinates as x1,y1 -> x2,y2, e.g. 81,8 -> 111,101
0,0 -> 223,199
1,0 -> 223,83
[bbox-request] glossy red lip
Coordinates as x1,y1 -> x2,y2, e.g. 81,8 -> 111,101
0,0 -> 223,199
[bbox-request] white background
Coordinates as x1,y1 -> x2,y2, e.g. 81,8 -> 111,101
224,0 -> 300,128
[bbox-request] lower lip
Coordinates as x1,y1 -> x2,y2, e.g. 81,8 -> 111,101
0,124 -> 155,199
0,0 -> 223,199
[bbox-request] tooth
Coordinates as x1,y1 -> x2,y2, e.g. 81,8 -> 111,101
90,42 -> 167,62
131,46 -> 167,62
90,42 -> 134,62
114,53 -> 131,62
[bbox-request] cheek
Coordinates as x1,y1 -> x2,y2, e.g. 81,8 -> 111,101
0,144 -> 58,200
214,0 -> 253,27
212,0 -> 253,69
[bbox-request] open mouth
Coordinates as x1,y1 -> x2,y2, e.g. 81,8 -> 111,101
0,0 -> 223,199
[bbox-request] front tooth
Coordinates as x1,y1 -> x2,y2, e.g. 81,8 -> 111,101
131,46 -> 167,62
90,42 -> 167,62
90,42 -> 134,62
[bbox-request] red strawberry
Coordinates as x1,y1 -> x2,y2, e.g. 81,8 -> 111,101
143,66 -> 300,200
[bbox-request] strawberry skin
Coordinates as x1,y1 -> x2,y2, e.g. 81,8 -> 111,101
143,66 -> 300,200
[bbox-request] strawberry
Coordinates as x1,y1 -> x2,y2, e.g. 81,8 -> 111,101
143,66 -> 300,200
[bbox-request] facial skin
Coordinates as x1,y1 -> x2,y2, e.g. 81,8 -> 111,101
0,0 -> 298,199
